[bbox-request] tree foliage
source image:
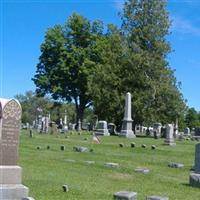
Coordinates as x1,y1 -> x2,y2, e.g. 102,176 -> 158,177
33,13 -> 104,123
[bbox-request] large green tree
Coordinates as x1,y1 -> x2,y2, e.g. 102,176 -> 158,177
89,0 -> 186,128
33,13 -> 104,124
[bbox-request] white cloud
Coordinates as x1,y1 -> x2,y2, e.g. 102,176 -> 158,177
171,16 -> 200,37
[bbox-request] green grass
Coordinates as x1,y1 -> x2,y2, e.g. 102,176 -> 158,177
19,130 -> 200,200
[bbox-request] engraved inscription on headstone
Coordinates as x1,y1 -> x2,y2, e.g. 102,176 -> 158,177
0,99 -> 22,165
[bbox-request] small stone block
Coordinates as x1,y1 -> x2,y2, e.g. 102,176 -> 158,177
146,196 -> 169,200
135,168 -> 150,174
60,145 -> 65,151
73,146 -> 89,152
85,161 -> 95,164
105,162 -> 119,168
131,143 -> 136,148
62,184 -> 69,192
114,191 -> 137,200
189,173 -> 200,188
168,162 -> 184,168
151,145 -> 156,150
119,143 -> 124,147
142,144 -> 146,148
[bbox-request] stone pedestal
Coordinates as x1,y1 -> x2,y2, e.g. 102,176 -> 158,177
189,173 -> 200,188
120,92 -> 135,138
0,166 -> 29,200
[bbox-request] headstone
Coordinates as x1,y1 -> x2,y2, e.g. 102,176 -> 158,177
0,98 -> 34,200
194,143 -> 200,173
77,119 -> 81,131
189,143 -> 200,188
153,123 -> 162,138
195,128 -> 200,136
184,127 -> 190,135
94,121 -> 109,136
120,92 -> 135,138
113,191 -> 137,200
108,123 -> 117,135
164,124 -> 176,145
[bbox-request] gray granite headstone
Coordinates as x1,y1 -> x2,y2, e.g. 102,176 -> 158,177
0,98 -> 35,200
0,99 -> 21,165
195,143 -> 200,173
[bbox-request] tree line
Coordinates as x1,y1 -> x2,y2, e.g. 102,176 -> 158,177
30,0 -> 193,129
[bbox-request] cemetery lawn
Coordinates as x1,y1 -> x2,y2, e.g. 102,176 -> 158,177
19,130 -> 200,200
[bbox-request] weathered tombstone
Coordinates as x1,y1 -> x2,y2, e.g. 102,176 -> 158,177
120,92 -> 135,138
164,124 -> 176,146
94,120 -> 109,136
153,123 -> 162,138
195,128 -> 200,136
0,98 -> 34,199
108,123 -> 117,135
184,127 -> 190,135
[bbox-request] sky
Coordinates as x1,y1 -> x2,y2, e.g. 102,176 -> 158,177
1,0 -> 200,111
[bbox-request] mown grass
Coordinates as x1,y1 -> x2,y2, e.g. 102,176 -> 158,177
18,130 -> 200,200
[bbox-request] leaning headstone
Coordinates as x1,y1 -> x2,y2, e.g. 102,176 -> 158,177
146,196 -> 169,200
120,92 -> 135,138
94,120 -> 110,136
114,191 -> 137,200
0,98 -> 35,200
164,124 -> 176,145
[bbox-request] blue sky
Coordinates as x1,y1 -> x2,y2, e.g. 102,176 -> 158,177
1,0 -> 200,111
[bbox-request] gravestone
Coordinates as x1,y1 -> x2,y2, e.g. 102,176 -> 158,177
184,127 -> 190,135
120,92 -> 135,138
189,143 -> 200,188
153,123 -> 162,138
194,143 -> 200,173
94,121 -> 109,136
108,123 -> 117,135
195,128 -> 200,136
0,98 -> 35,200
164,124 -> 176,145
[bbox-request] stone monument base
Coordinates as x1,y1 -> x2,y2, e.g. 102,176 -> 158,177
94,129 -> 110,136
0,166 -> 34,200
119,130 -> 136,138
189,173 -> 200,188
164,139 -> 176,146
